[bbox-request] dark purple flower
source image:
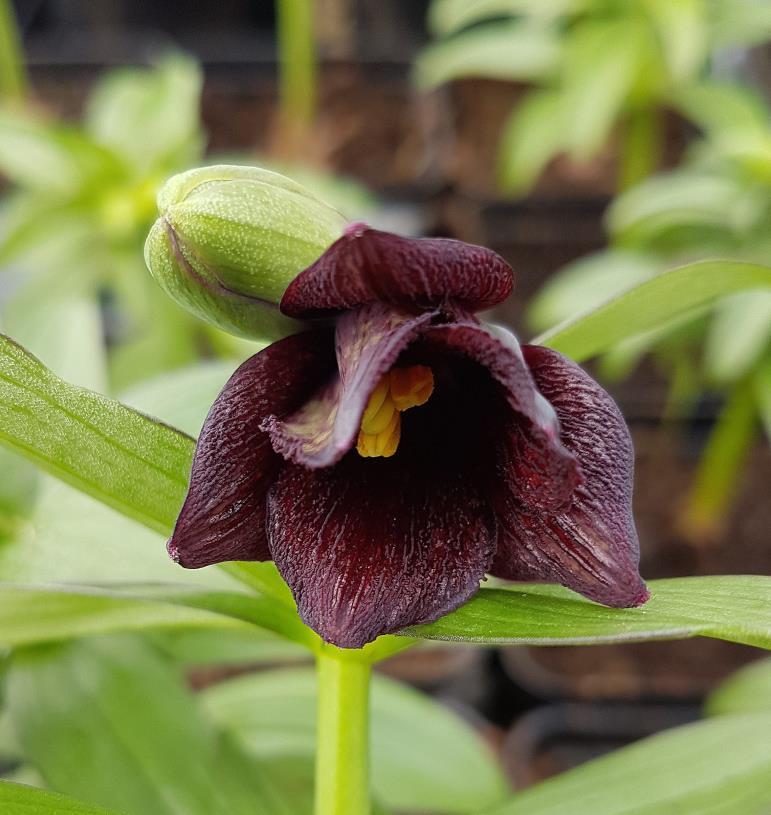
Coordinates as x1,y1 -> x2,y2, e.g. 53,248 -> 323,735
169,224 -> 649,648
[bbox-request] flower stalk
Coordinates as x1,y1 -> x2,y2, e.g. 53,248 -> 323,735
0,0 -> 27,102
315,646 -> 371,815
618,106 -> 661,192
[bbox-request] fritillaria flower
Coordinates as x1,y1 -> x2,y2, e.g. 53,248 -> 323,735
169,224 -> 649,648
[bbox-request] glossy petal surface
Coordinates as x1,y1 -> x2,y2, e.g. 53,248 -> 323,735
267,455 -> 496,648
491,346 -> 648,608
280,224 -> 514,318
264,303 -> 434,468
168,330 -> 334,567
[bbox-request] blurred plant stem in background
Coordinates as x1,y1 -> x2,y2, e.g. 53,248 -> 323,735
681,379 -> 758,544
619,107 -> 661,192
274,0 -> 319,159
0,0 -> 26,102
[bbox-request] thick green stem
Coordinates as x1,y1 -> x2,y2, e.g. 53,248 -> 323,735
315,646 -> 371,815
0,0 -> 27,101
276,0 -> 317,127
618,107 -> 661,192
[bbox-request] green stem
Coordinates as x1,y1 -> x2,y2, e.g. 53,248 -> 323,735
276,0 -> 317,127
618,107 -> 661,192
315,646 -> 371,815
682,380 -> 757,539
0,0 -> 27,102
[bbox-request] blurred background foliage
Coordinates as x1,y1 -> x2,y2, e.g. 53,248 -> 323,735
0,0 -> 770,813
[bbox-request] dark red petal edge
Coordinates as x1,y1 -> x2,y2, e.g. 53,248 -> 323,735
280,224 -> 514,318
422,321 -> 582,513
168,330 -> 335,568
264,302 -> 435,469
267,457 -> 497,648
491,345 -> 649,608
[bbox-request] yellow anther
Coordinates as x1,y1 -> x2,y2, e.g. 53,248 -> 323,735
360,392 -> 397,435
360,376 -> 389,428
357,365 -> 434,459
389,365 -> 434,411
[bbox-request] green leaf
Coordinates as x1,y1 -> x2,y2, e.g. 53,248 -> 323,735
85,54 -> 203,173
642,0 -> 707,82
0,584 -> 315,649
427,0 -> 573,37
608,170 -> 760,249
0,108 -> 122,195
484,713 -> 771,815
8,636 -> 305,815
532,260 -> 771,362
404,577 -> 771,649
202,667 -> 507,814
120,359 -> 237,437
707,657 -> 771,717
0,782 -> 123,815
0,332 -> 193,536
527,250 -> 659,333
704,292 -> 771,384
561,19 -> 648,160
498,89 -> 565,194
414,20 -> 560,89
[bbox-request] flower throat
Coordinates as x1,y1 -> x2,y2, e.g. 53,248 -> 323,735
357,366 -> 434,458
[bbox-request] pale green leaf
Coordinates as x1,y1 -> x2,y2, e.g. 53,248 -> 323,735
203,667 -> 507,814
120,359 -> 236,437
561,19 -> 647,160
414,20 -> 560,89
498,90 -> 565,193
0,782 -> 123,815
707,657 -> 771,717
608,171 -> 760,248
85,54 -> 203,173
0,108 -> 122,195
427,0 -> 575,37
8,637 -> 305,815
485,713 -> 771,815
528,250 -> 659,333
643,0 -> 708,81
704,291 -> 771,384
532,261 -> 771,362
404,577 -> 771,649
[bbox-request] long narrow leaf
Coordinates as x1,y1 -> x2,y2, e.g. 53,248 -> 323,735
484,713 -> 771,815
0,782 -> 123,815
533,261 -> 771,361
0,333 -> 193,535
405,576 -> 771,648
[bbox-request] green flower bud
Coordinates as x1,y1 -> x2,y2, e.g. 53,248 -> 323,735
144,164 -> 347,339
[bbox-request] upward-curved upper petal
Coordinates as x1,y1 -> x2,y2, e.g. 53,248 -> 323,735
168,330 -> 335,568
279,223 -> 514,318
263,302 -> 435,469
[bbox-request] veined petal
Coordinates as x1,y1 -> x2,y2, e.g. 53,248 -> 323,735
263,302 -> 434,469
267,456 -> 496,648
280,224 -> 514,318
168,330 -> 334,568
422,320 -> 581,511
491,346 -> 649,608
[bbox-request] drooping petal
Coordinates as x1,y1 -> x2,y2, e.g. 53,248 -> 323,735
421,321 -> 582,512
280,223 -> 514,318
491,345 -> 649,608
267,455 -> 496,648
263,302 -> 435,469
168,330 -> 335,568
